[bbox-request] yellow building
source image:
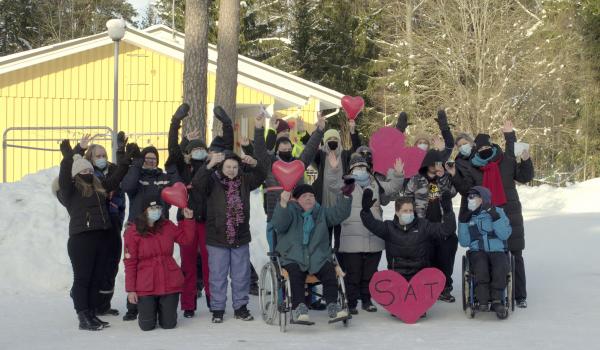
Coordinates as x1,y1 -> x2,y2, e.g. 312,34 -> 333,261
0,24 -> 343,182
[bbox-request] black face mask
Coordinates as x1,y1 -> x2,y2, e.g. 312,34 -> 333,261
278,151 -> 293,162
327,141 -> 338,151
79,174 -> 94,184
478,148 -> 494,159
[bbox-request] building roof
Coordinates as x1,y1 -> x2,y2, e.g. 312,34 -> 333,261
0,24 -> 344,111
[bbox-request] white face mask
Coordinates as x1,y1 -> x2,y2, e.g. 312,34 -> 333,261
467,199 -> 480,211
399,213 -> 415,225
417,143 -> 429,151
459,143 -> 473,156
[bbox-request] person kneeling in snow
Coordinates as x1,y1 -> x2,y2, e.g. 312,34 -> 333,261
123,196 -> 196,331
271,183 -> 354,324
458,186 -> 512,319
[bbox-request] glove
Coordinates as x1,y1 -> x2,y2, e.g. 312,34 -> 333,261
172,103 -> 190,122
213,105 -> 232,126
341,177 -> 355,197
459,209 -> 473,223
60,139 -> 72,158
395,111 -> 409,132
117,131 -> 128,153
361,188 -> 377,211
486,206 -> 501,221
440,193 -> 453,213
125,142 -> 141,160
435,109 -> 449,130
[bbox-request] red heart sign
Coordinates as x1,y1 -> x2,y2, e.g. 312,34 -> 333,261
369,127 -> 426,178
272,160 -> 305,192
341,95 -> 365,120
161,182 -> 189,209
370,268 -> 446,324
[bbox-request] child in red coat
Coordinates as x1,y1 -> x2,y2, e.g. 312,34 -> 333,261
124,197 -> 196,331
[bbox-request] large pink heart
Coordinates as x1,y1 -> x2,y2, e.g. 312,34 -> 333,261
272,160 -> 305,192
369,268 -> 446,324
341,95 -> 365,120
161,182 -> 189,209
369,127 -> 426,178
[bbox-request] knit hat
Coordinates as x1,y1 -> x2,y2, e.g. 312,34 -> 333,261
185,139 -> 207,154
356,145 -> 372,155
275,137 -> 292,152
468,186 -> 492,206
141,146 -> 159,164
71,155 -> 94,178
292,184 -> 315,199
455,132 -> 474,145
349,153 -> 369,171
474,134 -> 492,150
324,129 -> 341,142
276,119 -> 290,134
209,136 -> 228,153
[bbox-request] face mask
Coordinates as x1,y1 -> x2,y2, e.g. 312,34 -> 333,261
278,151 -> 293,162
352,169 -> 370,187
79,174 -> 93,183
191,149 -> 207,161
94,158 -> 107,170
327,141 -> 338,151
417,143 -> 429,151
399,213 -> 415,225
467,199 -> 480,211
478,148 -> 494,159
459,144 -> 472,157
147,208 -> 162,223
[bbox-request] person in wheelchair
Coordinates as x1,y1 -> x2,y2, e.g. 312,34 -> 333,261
271,183 -> 354,324
458,186 -> 512,319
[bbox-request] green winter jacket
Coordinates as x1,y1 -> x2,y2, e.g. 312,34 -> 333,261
271,194 -> 352,274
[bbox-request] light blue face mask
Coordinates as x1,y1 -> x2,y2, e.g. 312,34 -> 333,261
467,199 -> 480,211
191,149 -> 207,161
147,208 -> 162,223
352,169 -> 370,187
459,143 -> 473,157
94,158 -> 107,170
399,213 -> 415,225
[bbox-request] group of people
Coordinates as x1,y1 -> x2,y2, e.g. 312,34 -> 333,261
55,103 -> 533,331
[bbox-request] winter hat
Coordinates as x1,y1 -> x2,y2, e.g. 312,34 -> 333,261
276,119 -> 290,134
141,194 -> 163,212
474,134 -> 492,150
324,129 -> 341,142
185,139 -> 207,154
414,134 -> 431,146
141,146 -> 159,164
356,145 -> 372,155
275,137 -> 292,152
420,150 -> 443,170
222,150 -> 242,163
455,132 -> 474,146
468,186 -> 492,206
349,153 -> 369,171
71,154 -> 94,178
209,136 -> 228,153
292,184 -> 315,199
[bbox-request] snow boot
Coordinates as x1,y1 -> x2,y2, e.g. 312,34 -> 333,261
327,303 -> 350,324
476,302 -> 490,312
183,310 -> 195,318
234,305 -> 254,321
292,303 -> 314,325
122,310 -> 138,321
90,311 -> 110,328
362,300 -> 377,312
77,310 -> 103,331
438,288 -> 456,303
492,301 -> 509,320
96,308 -> 119,316
348,307 -> 359,315
212,310 -> 224,323
516,299 -> 527,308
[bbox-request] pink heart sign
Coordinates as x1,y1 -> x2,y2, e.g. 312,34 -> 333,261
369,268 -> 446,324
161,182 -> 189,209
272,160 -> 305,192
369,127 -> 426,178
341,96 -> 365,120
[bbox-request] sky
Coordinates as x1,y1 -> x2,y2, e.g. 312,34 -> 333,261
129,0 -> 153,20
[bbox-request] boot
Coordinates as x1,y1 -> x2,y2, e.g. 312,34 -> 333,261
212,310 -> 224,323
327,303 -> 348,321
516,299 -> 527,308
90,310 -> 110,328
492,301 -> 509,320
183,310 -> 195,318
96,308 -> 119,316
234,305 -> 254,321
438,287 -> 456,303
122,310 -> 138,321
292,303 -> 312,324
362,300 -> 378,312
77,310 -> 103,331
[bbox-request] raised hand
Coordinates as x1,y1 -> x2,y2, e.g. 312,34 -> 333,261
207,153 -> 225,169
361,188 -> 376,211
444,162 -> 456,176
60,139 -> 73,158
432,136 -> 445,151
503,120 -> 514,133
280,191 -> 291,207
348,119 -> 356,134
186,129 -> 200,141
255,113 -> 265,129
241,155 -> 258,167
183,207 -> 194,219
316,112 -> 326,130
393,158 -> 404,176
240,136 -> 250,147
117,131 -> 128,152
125,143 -> 141,160
79,133 -> 92,150
521,149 -> 530,161
173,103 -> 190,122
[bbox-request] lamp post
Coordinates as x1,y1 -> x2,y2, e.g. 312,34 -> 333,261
106,19 -> 126,162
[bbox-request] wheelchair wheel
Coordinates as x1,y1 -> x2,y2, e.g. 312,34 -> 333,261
336,271 -> 351,327
509,254 -> 516,312
259,262 -> 280,325
462,255 -> 468,312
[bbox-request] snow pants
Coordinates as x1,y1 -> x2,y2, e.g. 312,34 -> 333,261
207,244 -> 250,311
431,234 -> 458,291
137,293 -> 179,331
470,251 -> 509,304
339,251 -> 382,308
96,215 -> 123,313
180,222 -> 210,311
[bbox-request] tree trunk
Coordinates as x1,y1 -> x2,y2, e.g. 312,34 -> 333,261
183,0 -> 209,139
213,0 -> 240,137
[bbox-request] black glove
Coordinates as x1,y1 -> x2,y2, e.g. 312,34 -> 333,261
395,111 -> 409,132
440,193 -> 453,213
172,103 -> 190,123
125,142 -> 141,160
486,206 -> 501,221
361,188 -> 377,211
60,139 -> 72,158
341,177 -> 356,197
435,109 -> 449,130
117,131 -> 128,153
459,209 -> 473,223
213,105 -> 232,126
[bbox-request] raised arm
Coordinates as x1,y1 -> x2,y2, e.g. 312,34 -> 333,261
172,212 -> 197,246
435,110 -> 454,162
58,140 -> 76,198
359,189 -> 391,240
299,121 -> 325,168
378,159 -> 405,195
102,147 -> 131,192
271,196 -> 294,234
324,194 -> 352,227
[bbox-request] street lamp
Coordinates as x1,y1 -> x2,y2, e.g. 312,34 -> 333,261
106,19 -> 126,162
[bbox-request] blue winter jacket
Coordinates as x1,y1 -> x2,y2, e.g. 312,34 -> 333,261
458,208 -> 512,252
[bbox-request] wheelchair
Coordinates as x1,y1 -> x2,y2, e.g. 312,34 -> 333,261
258,247 -> 351,332
462,251 -> 516,318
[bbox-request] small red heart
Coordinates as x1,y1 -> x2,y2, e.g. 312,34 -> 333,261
287,119 -> 296,129
272,160 -> 305,192
370,268 -> 446,324
161,182 -> 189,209
369,127 -> 426,178
341,95 -> 365,120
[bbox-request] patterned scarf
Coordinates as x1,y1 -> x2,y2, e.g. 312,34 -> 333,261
217,172 -> 245,244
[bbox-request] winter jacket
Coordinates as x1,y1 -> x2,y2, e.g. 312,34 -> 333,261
453,151 -> 474,218
360,208 -> 456,277
58,150 -> 129,236
193,127 -> 269,249
331,170 -> 404,253
271,195 -> 352,274
451,132 -> 534,251
396,114 -> 454,162
123,219 -> 195,296
458,207 -> 511,252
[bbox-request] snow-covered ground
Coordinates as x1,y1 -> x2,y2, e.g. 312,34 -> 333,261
0,168 -> 599,349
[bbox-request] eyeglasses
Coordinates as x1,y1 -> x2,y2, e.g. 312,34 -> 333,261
467,194 -> 481,200
145,157 -> 157,162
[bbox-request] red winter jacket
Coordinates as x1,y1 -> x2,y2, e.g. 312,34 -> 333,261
124,219 -> 195,296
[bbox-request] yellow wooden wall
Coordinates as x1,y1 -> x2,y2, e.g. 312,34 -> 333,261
0,41 -> 276,182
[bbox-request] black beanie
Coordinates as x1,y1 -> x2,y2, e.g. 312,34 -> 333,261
141,194 -> 162,211
292,184 -> 315,199
275,137 -> 292,152
141,146 -> 159,164
474,134 -> 492,150
185,139 -> 207,154
209,136 -> 228,153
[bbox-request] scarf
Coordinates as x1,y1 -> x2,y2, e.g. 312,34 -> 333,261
301,203 -> 320,245
322,146 -> 343,207
471,148 -> 507,206
217,173 -> 245,244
